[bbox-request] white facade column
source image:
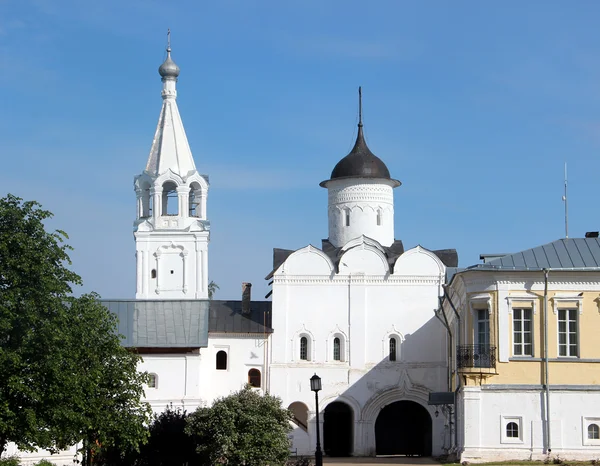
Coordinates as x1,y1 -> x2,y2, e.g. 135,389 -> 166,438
201,244 -> 208,297
195,243 -> 202,299
181,250 -> 188,294
150,187 -> 161,218
349,273 -> 367,368
199,192 -> 207,220
177,185 -> 190,219
136,250 -> 142,295
497,282 -> 510,362
141,250 -> 147,297
462,387 -> 482,450
154,250 -> 161,295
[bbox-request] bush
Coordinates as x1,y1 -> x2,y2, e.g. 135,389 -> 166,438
138,404 -> 199,466
34,461 -> 56,466
0,457 -> 21,466
186,386 -> 292,466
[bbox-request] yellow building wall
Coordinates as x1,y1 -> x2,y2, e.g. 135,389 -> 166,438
459,290 -> 600,386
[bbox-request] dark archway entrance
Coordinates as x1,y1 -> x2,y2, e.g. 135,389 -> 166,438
375,400 -> 432,456
323,401 -> 353,456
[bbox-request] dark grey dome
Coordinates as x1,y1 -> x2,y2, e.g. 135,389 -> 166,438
158,48 -> 180,78
320,123 -> 400,187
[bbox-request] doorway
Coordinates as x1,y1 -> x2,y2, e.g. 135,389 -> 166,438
375,400 -> 432,456
323,401 -> 353,456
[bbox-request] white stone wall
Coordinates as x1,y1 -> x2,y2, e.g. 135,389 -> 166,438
134,231 -> 209,300
199,334 -> 268,405
326,178 -> 396,248
270,243 -> 449,456
138,334 -> 268,414
459,386 -> 600,462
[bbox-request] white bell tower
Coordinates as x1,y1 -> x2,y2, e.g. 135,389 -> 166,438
133,34 -> 210,299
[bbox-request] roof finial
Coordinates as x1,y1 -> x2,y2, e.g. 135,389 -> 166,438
358,86 -> 363,127
158,29 -> 180,79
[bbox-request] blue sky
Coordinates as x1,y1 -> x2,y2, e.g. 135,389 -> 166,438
1,1 -> 600,300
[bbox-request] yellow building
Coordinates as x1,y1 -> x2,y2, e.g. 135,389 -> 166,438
441,236 -> 600,462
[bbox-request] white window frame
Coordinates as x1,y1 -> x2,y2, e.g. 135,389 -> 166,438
382,328 -> 403,362
512,308 -> 534,357
557,308 -> 579,358
500,416 -> 523,444
215,345 -> 230,371
582,417 -> 600,446
147,373 -> 158,389
298,334 -> 312,361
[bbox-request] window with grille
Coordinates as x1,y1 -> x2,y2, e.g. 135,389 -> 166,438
300,337 -> 308,360
589,424 -> 600,440
148,373 -> 157,388
558,309 -> 578,357
506,422 -> 519,438
216,350 -> 227,370
248,369 -> 261,388
389,337 -> 397,361
513,308 -> 532,356
333,337 -> 341,361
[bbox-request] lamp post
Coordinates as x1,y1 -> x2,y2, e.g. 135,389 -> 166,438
310,373 -> 323,466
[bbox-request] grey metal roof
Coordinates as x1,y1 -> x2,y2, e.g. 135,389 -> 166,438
474,238 -> 600,270
209,300 -> 272,334
102,300 -> 209,348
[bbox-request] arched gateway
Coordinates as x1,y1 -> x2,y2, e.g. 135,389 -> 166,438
324,401 -> 353,456
375,400 -> 432,456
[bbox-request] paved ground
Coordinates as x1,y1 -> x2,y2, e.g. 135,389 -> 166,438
322,457 -> 440,465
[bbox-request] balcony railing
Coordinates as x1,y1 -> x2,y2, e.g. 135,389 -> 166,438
457,344 -> 496,369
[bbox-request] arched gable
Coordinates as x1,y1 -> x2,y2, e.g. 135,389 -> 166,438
186,172 -> 209,191
153,169 -> 184,188
277,245 -> 334,276
393,245 -> 445,276
320,394 -> 361,421
338,237 -> 389,275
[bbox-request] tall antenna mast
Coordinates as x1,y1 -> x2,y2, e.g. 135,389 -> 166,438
562,162 -> 569,238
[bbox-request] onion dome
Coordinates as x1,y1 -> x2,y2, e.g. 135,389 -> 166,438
320,88 -> 400,187
158,47 -> 180,79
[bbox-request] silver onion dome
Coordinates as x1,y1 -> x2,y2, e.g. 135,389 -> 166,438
158,47 -> 180,78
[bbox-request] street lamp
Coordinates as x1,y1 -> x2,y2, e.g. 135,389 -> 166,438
310,373 -> 323,466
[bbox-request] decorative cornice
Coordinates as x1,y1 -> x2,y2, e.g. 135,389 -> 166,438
506,295 -> 538,315
551,294 -> 584,315
273,275 -> 443,286
469,293 -> 492,315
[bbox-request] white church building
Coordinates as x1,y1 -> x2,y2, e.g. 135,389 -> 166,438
113,43 -> 458,458
16,42 -> 600,464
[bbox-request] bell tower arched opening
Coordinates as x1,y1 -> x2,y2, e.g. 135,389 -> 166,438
162,181 -> 178,216
188,182 -> 203,218
375,400 -> 432,456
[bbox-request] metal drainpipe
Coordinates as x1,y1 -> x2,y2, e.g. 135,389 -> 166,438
436,298 -> 453,391
444,287 -> 462,456
435,298 -> 455,452
543,269 -> 551,454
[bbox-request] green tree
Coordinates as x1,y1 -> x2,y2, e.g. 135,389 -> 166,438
0,194 -> 151,458
185,386 -> 292,465
208,280 -> 219,300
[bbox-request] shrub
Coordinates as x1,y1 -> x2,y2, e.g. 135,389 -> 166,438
0,456 -> 21,466
34,461 -> 56,466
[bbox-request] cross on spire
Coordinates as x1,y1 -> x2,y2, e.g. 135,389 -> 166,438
167,28 -> 171,51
